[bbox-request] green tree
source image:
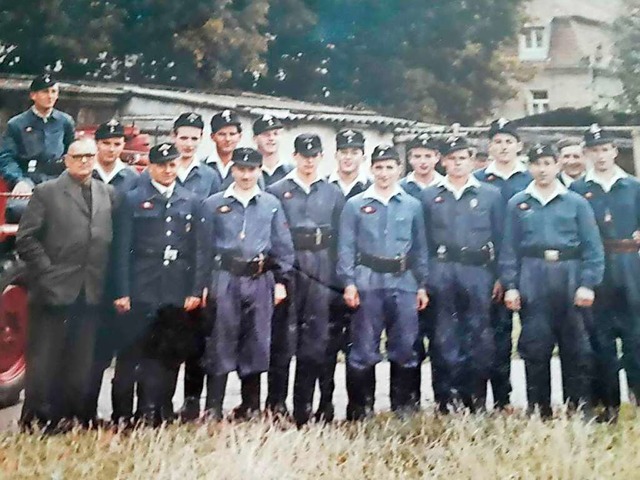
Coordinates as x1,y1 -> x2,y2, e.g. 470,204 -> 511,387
615,0 -> 640,112
0,0 -> 270,88
252,0 -> 525,123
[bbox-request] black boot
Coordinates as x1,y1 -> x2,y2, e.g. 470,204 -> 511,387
179,396 -> 201,422
315,356 -> 337,422
525,361 -> 553,419
232,373 -> 261,420
293,361 -> 317,427
266,365 -> 290,416
346,365 -> 375,421
204,374 -> 228,421
390,364 -> 419,417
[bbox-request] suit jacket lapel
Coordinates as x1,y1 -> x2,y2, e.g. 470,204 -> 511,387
90,179 -> 107,220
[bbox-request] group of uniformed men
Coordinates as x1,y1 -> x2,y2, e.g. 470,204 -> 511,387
6,75 -> 640,430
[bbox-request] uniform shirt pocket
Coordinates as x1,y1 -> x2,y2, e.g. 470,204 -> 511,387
395,216 -> 412,241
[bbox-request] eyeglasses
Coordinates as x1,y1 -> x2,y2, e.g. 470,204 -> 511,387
68,153 -> 96,162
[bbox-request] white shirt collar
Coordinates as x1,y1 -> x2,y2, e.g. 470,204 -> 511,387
362,184 -> 404,206
151,180 -> 175,198
406,171 -> 444,189
560,171 -> 581,187
328,170 -> 370,196
177,158 -> 200,183
440,175 -> 481,201
31,106 -> 53,122
285,169 -> 323,195
94,159 -> 127,185
484,160 -> 528,180
223,183 -> 262,208
585,166 -> 629,193
205,149 -> 233,178
524,180 -> 567,206
262,156 -> 287,176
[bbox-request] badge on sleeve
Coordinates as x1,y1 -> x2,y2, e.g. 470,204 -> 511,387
142,201 -> 154,210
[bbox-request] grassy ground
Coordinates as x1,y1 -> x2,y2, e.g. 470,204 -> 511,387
1,408 -> 638,479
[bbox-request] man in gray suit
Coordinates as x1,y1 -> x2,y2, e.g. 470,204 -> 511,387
16,136 -> 117,430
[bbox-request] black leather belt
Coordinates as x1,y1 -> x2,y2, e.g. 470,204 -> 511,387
432,245 -> 493,266
357,252 -> 409,274
291,226 -> 333,251
603,239 -> 640,254
520,246 -> 581,262
219,252 -> 268,277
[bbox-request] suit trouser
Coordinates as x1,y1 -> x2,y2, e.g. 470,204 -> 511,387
20,296 -> 99,427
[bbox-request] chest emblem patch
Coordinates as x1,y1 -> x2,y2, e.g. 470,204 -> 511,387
283,191 -> 294,199
584,192 -> 594,199
434,196 -> 444,204
361,205 -> 376,214
518,202 -> 530,211
141,201 -> 153,210
218,205 -> 232,214
486,174 -> 496,182
470,198 -> 478,209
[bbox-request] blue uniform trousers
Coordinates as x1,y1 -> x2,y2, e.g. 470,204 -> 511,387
591,252 -> 640,406
348,288 -> 419,370
430,262 -> 494,410
203,272 -> 275,377
517,259 -> 593,416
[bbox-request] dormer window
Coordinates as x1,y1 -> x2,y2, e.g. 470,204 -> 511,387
519,26 -> 549,61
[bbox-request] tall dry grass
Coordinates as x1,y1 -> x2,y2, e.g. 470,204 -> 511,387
1,409 -> 639,479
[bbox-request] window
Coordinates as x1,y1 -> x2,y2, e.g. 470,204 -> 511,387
528,90 -> 550,115
519,26 -> 548,61
524,27 -> 545,49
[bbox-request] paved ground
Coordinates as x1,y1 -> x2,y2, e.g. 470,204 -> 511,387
0,359 -> 629,431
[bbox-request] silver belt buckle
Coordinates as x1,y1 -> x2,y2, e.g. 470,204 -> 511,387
544,249 -> 560,262
399,256 -> 407,272
315,227 -> 322,246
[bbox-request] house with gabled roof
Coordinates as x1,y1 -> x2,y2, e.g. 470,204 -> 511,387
496,0 -> 624,119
